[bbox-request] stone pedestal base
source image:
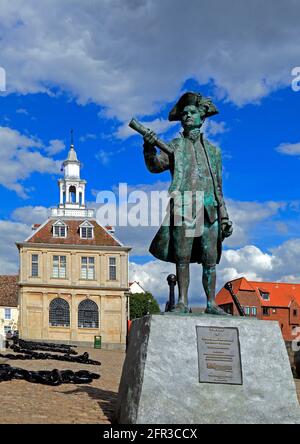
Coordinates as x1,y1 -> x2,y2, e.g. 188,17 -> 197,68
0,334 -> 5,351
114,314 -> 300,424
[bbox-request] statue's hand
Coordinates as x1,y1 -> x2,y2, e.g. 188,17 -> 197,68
143,129 -> 157,151
221,220 -> 233,240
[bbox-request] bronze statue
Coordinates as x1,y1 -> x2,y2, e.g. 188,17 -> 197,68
130,92 -> 233,315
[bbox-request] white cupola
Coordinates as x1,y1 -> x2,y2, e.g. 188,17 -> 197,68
51,130 -> 95,219
64,143 -> 80,179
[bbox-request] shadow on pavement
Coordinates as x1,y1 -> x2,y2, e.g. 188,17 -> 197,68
59,385 -> 118,423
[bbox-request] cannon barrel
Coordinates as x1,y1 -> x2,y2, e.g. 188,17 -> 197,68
129,118 -> 173,156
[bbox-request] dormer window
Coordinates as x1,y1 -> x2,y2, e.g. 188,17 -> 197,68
53,220 -> 67,238
259,290 -> 270,301
81,227 -> 93,238
79,220 -> 94,239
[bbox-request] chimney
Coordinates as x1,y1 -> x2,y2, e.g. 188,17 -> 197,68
105,225 -> 115,235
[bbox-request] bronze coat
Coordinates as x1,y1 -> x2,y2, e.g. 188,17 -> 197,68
144,134 -> 229,264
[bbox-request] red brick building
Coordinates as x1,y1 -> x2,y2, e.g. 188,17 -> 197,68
216,277 -> 300,341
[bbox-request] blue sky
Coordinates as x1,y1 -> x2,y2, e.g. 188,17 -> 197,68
1,83 -> 300,249
1,0 -> 300,305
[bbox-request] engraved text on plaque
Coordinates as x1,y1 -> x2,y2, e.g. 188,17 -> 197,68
196,326 -> 243,385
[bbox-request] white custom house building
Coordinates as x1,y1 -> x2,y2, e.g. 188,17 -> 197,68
17,140 -> 131,349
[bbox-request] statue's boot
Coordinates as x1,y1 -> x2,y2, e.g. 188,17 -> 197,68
172,263 -> 190,313
203,265 -> 231,316
171,301 -> 189,313
205,302 -> 230,316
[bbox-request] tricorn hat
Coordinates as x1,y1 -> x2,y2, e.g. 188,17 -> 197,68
168,91 -> 218,122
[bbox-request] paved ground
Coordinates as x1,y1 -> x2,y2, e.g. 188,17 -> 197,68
1,346 -> 300,424
0,347 -> 125,424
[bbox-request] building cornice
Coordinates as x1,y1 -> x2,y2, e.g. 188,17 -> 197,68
16,242 -> 131,252
18,282 -> 130,292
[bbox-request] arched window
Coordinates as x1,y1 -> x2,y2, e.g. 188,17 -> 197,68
49,298 -> 70,327
69,186 -> 76,203
78,299 -> 99,329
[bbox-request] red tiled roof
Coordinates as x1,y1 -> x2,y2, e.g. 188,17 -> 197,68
26,219 -> 121,247
250,281 -> 300,307
216,277 -> 300,308
0,275 -> 19,307
239,278 -> 256,292
216,277 -> 255,305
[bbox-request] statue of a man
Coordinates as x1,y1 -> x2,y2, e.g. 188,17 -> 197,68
143,92 -> 233,314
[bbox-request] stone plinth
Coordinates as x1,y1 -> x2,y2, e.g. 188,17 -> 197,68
114,314 -> 300,424
0,334 -> 5,351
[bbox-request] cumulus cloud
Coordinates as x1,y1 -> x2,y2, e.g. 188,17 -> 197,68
276,142 -> 300,156
224,199 -> 286,247
220,245 -> 274,279
114,195 -> 286,254
11,206 -> 49,225
0,205 -> 51,274
16,108 -> 29,116
130,240 -> 300,307
0,0 -> 299,122
45,139 -> 65,155
204,120 -> 228,138
79,133 -> 97,143
97,180 -> 170,254
0,126 -> 62,197
115,118 -> 179,140
119,194 -> 298,306
0,220 -> 31,274
96,147 -> 125,166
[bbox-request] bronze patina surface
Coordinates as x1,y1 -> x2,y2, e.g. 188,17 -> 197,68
131,92 -> 233,314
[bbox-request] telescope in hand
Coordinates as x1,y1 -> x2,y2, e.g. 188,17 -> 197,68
129,118 -> 173,156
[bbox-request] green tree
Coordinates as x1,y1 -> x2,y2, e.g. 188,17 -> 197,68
129,291 -> 160,320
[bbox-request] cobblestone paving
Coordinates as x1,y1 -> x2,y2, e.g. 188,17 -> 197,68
0,347 -> 125,424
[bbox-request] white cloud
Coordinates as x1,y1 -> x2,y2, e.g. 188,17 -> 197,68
276,142 -> 300,156
114,195 -> 286,254
204,120 -> 228,137
220,245 -> 273,275
96,147 -> 125,166
115,118 -> 179,140
95,150 -> 113,166
45,139 -> 65,155
12,206 -> 49,225
101,181 -> 170,254
130,260 -> 174,294
0,205 -> 50,274
0,126 -> 62,197
129,239 -> 300,307
16,108 -> 29,115
79,133 -> 97,143
0,1 -> 299,122
225,199 -> 285,247
0,220 -> 31,274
